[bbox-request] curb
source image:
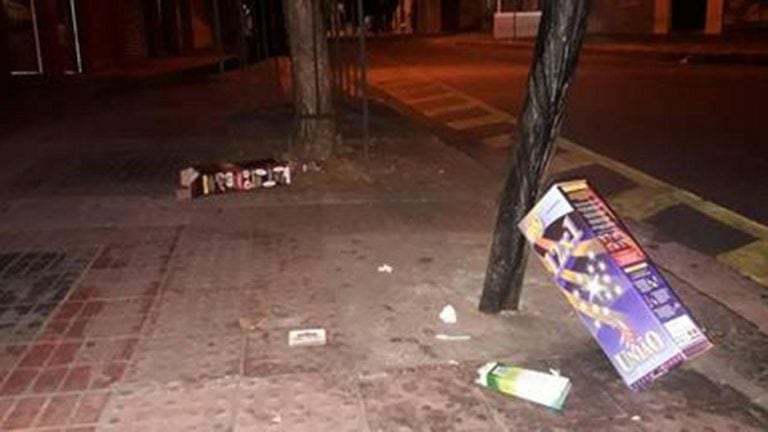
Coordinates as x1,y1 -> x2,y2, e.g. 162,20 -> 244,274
367,56 -> 768,295
451,39 -> 768,65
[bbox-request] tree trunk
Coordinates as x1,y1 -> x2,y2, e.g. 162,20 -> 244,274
283,0 -> 337,161
479,0 -> 592,313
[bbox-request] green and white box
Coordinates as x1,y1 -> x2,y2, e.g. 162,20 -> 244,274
476,362 -> 572,410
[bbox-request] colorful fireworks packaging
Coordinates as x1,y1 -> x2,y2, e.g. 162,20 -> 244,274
519,180 -> 712,390
178,159 -> 291,199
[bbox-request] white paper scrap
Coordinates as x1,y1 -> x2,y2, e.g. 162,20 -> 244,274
439,305 -> 457,324
288,328 -> 327,347
436,334 -> 471,341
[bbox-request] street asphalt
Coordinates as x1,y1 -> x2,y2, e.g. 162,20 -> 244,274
368,37 -> 768,226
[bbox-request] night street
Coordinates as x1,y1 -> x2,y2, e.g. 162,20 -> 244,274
2,0 -> 768,430
369,36 -> 768,225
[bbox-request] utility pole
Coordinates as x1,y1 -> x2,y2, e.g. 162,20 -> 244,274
479,0 -> 592,313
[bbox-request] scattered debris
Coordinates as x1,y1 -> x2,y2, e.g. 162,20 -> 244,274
301,161 -> 322,173
179,167 -> 198,188
176,159 -> 291,199
439,304 -> 457,325
476,362 -> 572,410
288,328 -> 327,347
238,317 -> 266,332
377,264 -> 393,273
630,415 -> 642,422
358,371 -> 389,381
435,334 -> 471,341
270,413 -> 282,424
679,56 -> 690,65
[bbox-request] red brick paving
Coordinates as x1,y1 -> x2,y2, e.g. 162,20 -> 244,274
19,344 -> 56,368
70,392 -> 110,425
0,397 -> 15,422
36,394 -> 78,427
0,230 -> 178,430
60,366 -> 92,392
3,396 -> 46,429
48,342 -> 83,366
1,368 -> 38,396
31,367 -> 68,393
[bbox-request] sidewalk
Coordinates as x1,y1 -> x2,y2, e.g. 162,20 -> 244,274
440,32 -> 768,65
0,71 -> 766,430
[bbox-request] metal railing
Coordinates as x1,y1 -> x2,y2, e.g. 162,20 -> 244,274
326,0 -> 370,158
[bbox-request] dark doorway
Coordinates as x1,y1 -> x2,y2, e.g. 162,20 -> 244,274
671,0 -> 707,31
440,0 -> 459,32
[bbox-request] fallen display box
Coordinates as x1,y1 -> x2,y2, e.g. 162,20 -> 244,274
177,159 -> 291,199
519,180 -> 712,390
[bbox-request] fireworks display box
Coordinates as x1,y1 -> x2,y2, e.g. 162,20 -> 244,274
519,180 -> 712,390
177,159 -> 291,199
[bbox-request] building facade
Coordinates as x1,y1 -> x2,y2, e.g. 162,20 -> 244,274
1,0 -> 242,77
495,0 -> 768,36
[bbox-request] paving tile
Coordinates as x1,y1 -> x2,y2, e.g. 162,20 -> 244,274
235,373 -> 365,431
0,344 -> 29,377
458,121 -> 515,140
3,395 -> 46,429
0,249 -> 97,343
447,114 -> 510,131
481,134 -> 513,148
67,427 -> 97,432
2,358 -> 127,395
39,319 -> 73,342
243,328 -> 355,378
0,368 -> 38,396
90,362 -> 128,389
74,338 -> 138,365
21,151 -> 191,196
60,365 -> 93,392
550,163 -> 638,197
375,79 -> 421,90
52,301 -> 86,321
36,394 -> 79,427
31,367 -> 69,393
394,85 -> 448,101
633,406 -> 768,432
65,315 -> 146,339
646,204 -> 758,256
19,342 -> 56,368
69,279 -> 161,301
144,287 -> 260,337
359,365 -> 499,431
431,106 -> 491,123
124,334 -> 241,385
71,392 -> 111,425
67,233 -> 176,304
0,397 -> 16,423
101,381 -> 235,431
48,342 -> 84,367
0,253 -> 22,275
410,96 -> 469,112
423,101 -> 478,117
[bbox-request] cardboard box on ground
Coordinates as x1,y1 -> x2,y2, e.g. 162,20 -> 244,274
518,180 -> 712,390
177,159 -> 292,199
